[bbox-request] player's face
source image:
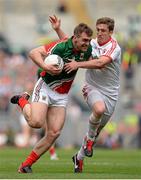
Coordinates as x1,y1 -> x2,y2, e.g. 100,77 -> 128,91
74,32 -> 91,52
96,24 -> 113,45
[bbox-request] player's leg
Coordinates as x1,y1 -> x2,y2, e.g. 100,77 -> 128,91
72,87 -> 106,173
18,106 -> 66,173
14,114 -> 32,148
17,102 -> 48,173
78,115 -> 112,161
78,87 -> 106,158
16,79 -> 51,173
41,119 -> 59,160
94,114 -> 111,140
11,92 -> 48,129
33,106 -> 66,155
10,79 -> 48,128
72,100 -> 105,173
83,101 -> 105,156
77,90 -> 117,161
49,145 -> 59,160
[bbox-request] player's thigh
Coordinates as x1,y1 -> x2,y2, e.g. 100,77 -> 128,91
31,102 -> 48,126
87,89 -> 105,115
47,106 -> 66,132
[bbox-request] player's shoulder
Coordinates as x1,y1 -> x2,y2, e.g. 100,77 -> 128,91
111,37 -> 120,47
111,37 -> 121,52
45,38 -> 69,53
45,38 -> 68,48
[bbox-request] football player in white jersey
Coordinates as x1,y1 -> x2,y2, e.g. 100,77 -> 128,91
50,15 -> 121,172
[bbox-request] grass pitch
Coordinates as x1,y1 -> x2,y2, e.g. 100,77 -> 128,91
0,147 -> 141,179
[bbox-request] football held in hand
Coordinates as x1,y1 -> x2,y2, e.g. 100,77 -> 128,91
44,54 -> 64,71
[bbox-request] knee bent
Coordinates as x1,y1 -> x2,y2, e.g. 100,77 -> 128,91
48,130 -> 61,140
94,106 -> 105,117
28,119 -> 43,128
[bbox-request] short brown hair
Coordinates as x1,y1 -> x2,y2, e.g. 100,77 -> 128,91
96,17 -> 115,31
74,23 -> 93,37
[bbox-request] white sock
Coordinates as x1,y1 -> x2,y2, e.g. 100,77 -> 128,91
77,115 -> 102,160
77,146 -> 85,160
88,114 -> 101,140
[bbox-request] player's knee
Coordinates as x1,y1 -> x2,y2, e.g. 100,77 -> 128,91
28,121 -> 41,128
94,105 -> 105,116
48,130 -> 61,140
28,118 -> 43,128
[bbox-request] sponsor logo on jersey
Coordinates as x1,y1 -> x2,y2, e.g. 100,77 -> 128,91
80,53 -> 85,60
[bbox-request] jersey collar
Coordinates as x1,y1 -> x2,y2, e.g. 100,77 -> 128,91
97,37 -> 112,46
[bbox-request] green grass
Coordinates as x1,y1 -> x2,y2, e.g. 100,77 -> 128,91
0,147 -> 141,179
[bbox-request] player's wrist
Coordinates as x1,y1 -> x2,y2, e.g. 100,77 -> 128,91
77,62 -> 81,68
54,27 -> 60,32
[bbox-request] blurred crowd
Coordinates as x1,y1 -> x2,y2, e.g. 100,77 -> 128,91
0,33 -> 38,146
1,0 -> 141,150
0,32 -> 141,150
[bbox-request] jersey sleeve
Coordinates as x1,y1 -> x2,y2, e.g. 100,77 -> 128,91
51,43 -> 65,57
104,40 -> 121,61
44,39 -> 67,56
110,46 -> 121,61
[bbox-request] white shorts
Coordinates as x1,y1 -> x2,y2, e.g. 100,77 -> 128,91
32,78 -> 68,107
20,114 -> 27,126
82,83 -> 117,116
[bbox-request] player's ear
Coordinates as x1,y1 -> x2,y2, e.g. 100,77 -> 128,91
109,31 -> 113,35
73,35 -> 76,39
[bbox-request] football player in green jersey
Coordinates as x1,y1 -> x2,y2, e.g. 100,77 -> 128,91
10,20 -> 93,173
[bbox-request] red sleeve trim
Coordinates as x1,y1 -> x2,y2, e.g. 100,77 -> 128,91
44,38 -> 68,53
105,39 -> 117,57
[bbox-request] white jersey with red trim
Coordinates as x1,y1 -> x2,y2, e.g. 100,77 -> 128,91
85,37 -> 121,100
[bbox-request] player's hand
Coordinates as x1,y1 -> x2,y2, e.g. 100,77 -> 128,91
64,59 -> 79,73
44,64 -> 62,75
49,15 -> 61,30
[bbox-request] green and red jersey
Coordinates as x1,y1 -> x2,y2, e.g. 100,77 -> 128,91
38,37 -> 92,94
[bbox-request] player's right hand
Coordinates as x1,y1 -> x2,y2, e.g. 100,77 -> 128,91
44,64 -> 62,75
49,15 -> 61,30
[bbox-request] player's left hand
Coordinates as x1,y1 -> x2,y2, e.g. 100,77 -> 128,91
64,59 -> 78,73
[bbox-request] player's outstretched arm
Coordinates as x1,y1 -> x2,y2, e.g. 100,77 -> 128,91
64,56 -> 112,73
49,15 -> 68,40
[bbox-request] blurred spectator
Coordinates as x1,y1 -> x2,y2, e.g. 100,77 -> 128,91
122,47 -> 138,90
134,102 -> 141,148
57,0 -> 68,13
0,48 -> 12,146
123,113 -> 139,148
0,36 -> 38,146
14,80 -> 39,148
14,114 -> 39,148
138,116 -> 141,148
97,121 -> 123,149
0,33 -> 10,53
